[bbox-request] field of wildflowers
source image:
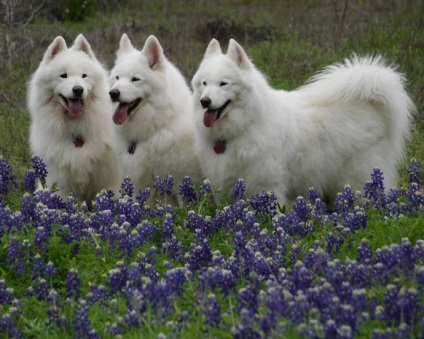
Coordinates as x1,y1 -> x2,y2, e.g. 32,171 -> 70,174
1,155 -> 424,338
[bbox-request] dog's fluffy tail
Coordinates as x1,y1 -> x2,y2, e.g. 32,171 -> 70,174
302,55 -> 416,160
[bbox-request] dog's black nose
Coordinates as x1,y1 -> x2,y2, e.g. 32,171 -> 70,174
109,89 -> 120,102
73,86 -> 84,97
200,97 -> 211,108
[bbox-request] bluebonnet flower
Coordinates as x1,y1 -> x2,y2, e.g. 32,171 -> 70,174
35,278 -> 50,301
200,267 -> 236,295
187,236 -> 213,272
0,157 -> 17,195
23,170 -> 37,193
363,168 -> 386,210
291,262 -> 313,292
109,322 -> 123,336
74,299 -> 97,338
66,269 -> 81,300
93,189 -> 115,212
165,267 -> 188,296
34,226 -> 49,251
408,158 -> 421,186
162,235 -> 184,259
108,266 -> 127,296
179,176 -> 197,205
398,288 -> 419,325
136,187 -> 151,205
357,239 -> 372,263
31,155 -> 48,182
198,179 -> 211,201
203,293 -> 221,326
121,176 -> 134,197
334,185 -> 356,216
32,253 -> 46,280
293,196 -> 309,221
45,261 -> 58,277
232,307 -> 261,339
86,285 -> 107,305
250,191 -> 278,216
232,178 -> 246,201
0,313 -> 22,338
0,279 -> 14,304
154,175 -> 173,197
7,237 -> 27,275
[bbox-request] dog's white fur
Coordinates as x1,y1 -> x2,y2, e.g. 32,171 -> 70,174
27,34 -> 121,204
109,34 -> 203,205
192,38 -> 415,206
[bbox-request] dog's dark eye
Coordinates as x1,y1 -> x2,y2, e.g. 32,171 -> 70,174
202,81 -> 207,86
60,73 -> 67,78
220,82 -> 228,87
116,75 -> 119,80
82,74 -> 87,78
131,77 -> 140,82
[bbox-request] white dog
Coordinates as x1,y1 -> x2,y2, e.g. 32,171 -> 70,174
27,34 -> 121,205
109,34 -> 203,205
192,38 -> 415,207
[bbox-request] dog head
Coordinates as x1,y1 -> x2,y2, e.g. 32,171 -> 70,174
36,34 -> 102,118
192,38 -> 255,128
109,34 -> 167,125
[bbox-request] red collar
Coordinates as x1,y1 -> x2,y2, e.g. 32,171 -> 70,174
214,140 -> 226,154
74,137 -> 84,147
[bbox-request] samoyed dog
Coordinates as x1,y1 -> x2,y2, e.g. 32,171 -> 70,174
27,34 -> 121,205
109,34 -> 203,205
192,38 -> 415,207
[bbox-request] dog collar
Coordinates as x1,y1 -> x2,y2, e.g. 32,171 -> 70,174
128,142 -> 137,154
214,140 -> 226,154
73,137 -> 84,148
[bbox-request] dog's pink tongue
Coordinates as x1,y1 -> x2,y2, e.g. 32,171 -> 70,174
113,103 -> 130,125
203,110 -> 219,128
68,99 -> 83,118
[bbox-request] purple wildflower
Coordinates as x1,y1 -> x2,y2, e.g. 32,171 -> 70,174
408,158 -> 420,186
204,293 -> 221,326
23,170 -> 37,193
0,313 -> 22,338
74,299 -> 96,338
66,269 -> 81,300
198,179 -> 211,200
0,157 -> 16,195
120,176 -> 134,197
0,280 -> 14,304
250,191 -> 278,216
179,176 -> 197,205
232,178 -> 246,201
363,168 -> 386,210
31,155 -> 48,182
154,175 -> 173,197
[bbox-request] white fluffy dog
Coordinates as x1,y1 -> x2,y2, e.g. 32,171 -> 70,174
192,38 -> 415,206
109,34 -> 203,205
27,34 -> 121,205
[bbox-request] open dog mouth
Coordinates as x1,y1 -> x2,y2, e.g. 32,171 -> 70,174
112,98 -> 142,125
60,94 -> 84,118
203,100 -> 231,128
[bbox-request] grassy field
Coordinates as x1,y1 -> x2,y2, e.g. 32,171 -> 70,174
1,0 -> 424,337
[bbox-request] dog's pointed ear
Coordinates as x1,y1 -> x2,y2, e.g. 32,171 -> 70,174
42,36 -> 67,63
72,34 -> 95,59
117,33 -> 134,57
204,38 -> 222,58
142,35 -> 164,70
227,39 -> 252,70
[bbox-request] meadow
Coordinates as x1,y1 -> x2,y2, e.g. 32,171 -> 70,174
1,0 -> 424,337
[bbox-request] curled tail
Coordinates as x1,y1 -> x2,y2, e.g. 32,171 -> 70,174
301,54 -> 416,162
